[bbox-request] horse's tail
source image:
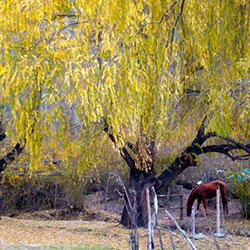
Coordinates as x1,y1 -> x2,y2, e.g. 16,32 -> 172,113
214,180 -> 226,191
214,180 -> 229,213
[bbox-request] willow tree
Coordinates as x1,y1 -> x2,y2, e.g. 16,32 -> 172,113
0,0 -> 250,227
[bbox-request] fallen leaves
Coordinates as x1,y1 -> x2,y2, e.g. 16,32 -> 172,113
0,215 -> 250,249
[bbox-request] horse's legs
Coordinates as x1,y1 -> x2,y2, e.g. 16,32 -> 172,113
221,193 -> 229,213
202,197 -> 208,214
197,199 -> 201,211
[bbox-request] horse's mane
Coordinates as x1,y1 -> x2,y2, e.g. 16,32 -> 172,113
187,184 -> 200,203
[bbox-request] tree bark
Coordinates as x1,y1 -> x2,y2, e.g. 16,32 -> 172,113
120,167 -> 157,227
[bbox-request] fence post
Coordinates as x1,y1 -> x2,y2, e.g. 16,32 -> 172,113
214,185 -> 225,238
151,187 -> 164,250
191,206 -> 196,244
146,188 -> 154,250
167,186 -> 170,207
180,185 -> 184,220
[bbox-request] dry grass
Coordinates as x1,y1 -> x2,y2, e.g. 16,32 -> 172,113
1,191 -> 250,249
0,214 -> 250,250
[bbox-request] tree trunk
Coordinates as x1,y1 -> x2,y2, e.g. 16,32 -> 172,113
120,168 -> 156,228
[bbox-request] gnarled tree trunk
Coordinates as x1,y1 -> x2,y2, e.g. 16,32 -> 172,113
120,168 -> 157,228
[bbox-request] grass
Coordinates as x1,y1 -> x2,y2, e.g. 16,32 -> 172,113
0,243 -> 119,250
44,244 -> 119,250
1,214 -> 250,250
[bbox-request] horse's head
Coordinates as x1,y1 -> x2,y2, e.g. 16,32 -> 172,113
186,204 -> 192,216
186,194 -> 195,217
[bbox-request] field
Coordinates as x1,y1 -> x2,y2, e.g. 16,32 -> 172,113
0,194 -> 250,250
0,215 -> 250,250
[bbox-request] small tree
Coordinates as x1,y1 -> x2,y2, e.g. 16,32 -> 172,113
228,168 -> 250,218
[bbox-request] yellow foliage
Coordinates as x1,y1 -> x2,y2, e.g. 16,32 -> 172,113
0,0 -> 249,172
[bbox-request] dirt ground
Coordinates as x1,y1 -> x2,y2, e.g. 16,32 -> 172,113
0,189 -> 250,249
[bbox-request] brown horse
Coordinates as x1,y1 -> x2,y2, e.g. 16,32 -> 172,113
186,180 -> 228,216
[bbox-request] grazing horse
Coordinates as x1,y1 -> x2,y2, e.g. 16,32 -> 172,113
186,180 -> 228,216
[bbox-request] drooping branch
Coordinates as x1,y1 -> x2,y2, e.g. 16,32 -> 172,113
47,21 -> 84,44
15,21 -> 88,51
138,1 -> 177,33
167,0 -> 186,50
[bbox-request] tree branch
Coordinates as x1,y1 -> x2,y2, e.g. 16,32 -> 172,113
138,1 -> 177,34
126,142 -> 136,153
0,119 -> 6,142
102,118 -> 118,148
167,0 -> 186,50
159,1 -> 178,24
0,141 -> 26,173
201,142 -> 250,160
102,118 -> 135,169
47,21 -> 85,44
201,144 -> 238,160
121,148 -> 136,169
223,136 -> 250,154
155,116 -> 250,190
52,13 -> 78,19
15,21 -> 87,51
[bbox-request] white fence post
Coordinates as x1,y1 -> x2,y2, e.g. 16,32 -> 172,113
152,187 -> 164,250
191,206 -> 196,244
146,188 -> 153,250
214,184 -> 225,238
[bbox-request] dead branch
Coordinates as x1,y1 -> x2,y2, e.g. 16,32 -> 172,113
138,1 -> 178,33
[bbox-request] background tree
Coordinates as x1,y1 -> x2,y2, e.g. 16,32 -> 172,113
0,0 -> 249,227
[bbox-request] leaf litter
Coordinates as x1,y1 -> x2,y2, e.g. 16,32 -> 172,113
0,211 -> 250,250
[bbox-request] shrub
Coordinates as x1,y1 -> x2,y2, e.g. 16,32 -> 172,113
227,168 -> 250,218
